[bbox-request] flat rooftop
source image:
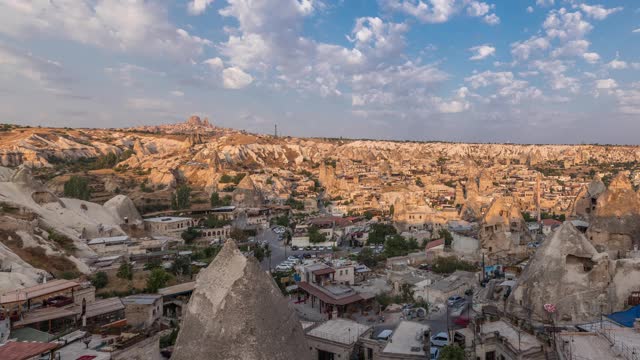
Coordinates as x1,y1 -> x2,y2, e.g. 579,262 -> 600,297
481,321 -> 541,352
121,294 -> 162,305
1,279 -> 79,305
144,216 -> 192,223
382,321 -> 430,356
307,319 -> 371,345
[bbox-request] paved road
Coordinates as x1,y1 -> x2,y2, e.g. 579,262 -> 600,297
257,228 -> 344,271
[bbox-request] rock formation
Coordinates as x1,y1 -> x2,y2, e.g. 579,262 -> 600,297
232,175 -> 264,208
478,196 -> 531,258
172,240 -> 311,360
509,223 -> 610,323
103,195 -> 142,224
571,176 -> 606,219
587,173 -> 640,256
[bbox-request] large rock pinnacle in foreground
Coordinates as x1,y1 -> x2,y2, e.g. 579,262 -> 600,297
172,240 -> 311,360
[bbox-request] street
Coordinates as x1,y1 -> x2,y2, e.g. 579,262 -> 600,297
257,228 -> 338,271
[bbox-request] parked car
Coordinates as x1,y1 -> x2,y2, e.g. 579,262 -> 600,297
302,253 -> 311,259
431,332 -> 449,347
430,347 -> 440,360
317,246 -> 325,251
275,264 -> 292,272
287,256 -> 298,261
45,296 -> 73,307
447,295 -> 464,307
311,246 -> 318,251
291,246 -> 298,251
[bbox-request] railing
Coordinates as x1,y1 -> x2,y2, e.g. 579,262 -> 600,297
598,326 -> 640,360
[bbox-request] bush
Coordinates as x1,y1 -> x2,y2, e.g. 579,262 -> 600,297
181,228 -> 201,244
171,185 -> 191,210
210,192 -> 232,207
116,261 -> 133,280
432,257 -> 477,274
63,176 -> 91,200
91,271 -> 109,289
146,268 -> 171,293
439,344 -> 465,360
367,224 -> 397,245
308,226 -> 327,244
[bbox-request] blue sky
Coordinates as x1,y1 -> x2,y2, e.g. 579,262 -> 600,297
0,0 -> 639,144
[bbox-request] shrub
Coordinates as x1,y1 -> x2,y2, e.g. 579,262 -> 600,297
91,271 -> 109,289
63,176 -> 91,200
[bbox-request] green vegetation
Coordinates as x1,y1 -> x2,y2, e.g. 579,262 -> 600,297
432,256 -> 477,274
63,176 -> 91,200
181,228 -> 201,244
270,215 -> 290,228
415,178 -> 424,187
439,345 -> 465,360
384,235 -> 421,258
230,227 -> 248,242
171,184 -> 191,210
308,225 -> 327,244
91,271 -> 109,289
146,268 -> 171,292
160,327 -> 179,348
219,173 -> 246,184
367,223 -> 397,245
210,192 -> 232,207
357,247 -> 382,268
116,261 -> 133,281
438,228 -> 453,248
204,215 -> 231,228
285,197 -> 304,210
48,230 -> 76,253
170,256 -> 192,277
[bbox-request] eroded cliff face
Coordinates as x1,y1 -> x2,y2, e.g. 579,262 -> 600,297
587,173 -> 640,256
479,196 -> 531,258
172,240 -> 311,360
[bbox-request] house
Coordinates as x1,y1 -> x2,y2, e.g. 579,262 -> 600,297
121,294 -> 163,329
143,217 -> 195,235
456,320 -> 545,360
541,218 -> 562,236
357,321 -> 432,360
87,235 -> 130,255
297,281 -> 372,319
304,319 -> 371,360
0,341 -> 57,360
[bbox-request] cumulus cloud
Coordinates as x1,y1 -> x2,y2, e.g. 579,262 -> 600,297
170,90 -> 184,97
607,59 -> 628,70
634,29 -> 640,33
578,4 -> 623,20
551,39 -> 590,58
203,57 -> 224,70
543,9 -> 593,41
0,0 -> 211,60
583,52 -> 600,64
527,6 -> 534,13
511,36 -> 550,60
0,42 -> 71,94
596,78 -> 618,89
222,67 -> 254,89
483,13 -> 500,25
188,0 -> 215,15
536,0 -> 554,7
469,45 -> 496,60
467,1 -> 491,17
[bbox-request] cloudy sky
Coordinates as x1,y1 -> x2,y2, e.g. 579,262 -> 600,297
0,0 -> 638,144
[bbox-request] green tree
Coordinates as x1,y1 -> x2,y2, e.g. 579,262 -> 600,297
264,244 -> 272,269
439,345 -> 465,360
439,229 -> 454,248
144,259 -> 162,271
407,237 -> 420,250
308,226 -> 327,244
210,192 -> 232,207
254,244 -> 266,262
181,228 -> 201,244
171,185 -> 192,210
219,174 -> 233,183
415,178 -> 424,187
171,256 -> 192,277
367,223 -> 397,245
146,268 -> 171,293
204,215 -> 231,228
63,176 -> 91,200
389,204 -> 395,217
230,227 -> 248,242
357,247 -> 379,268
384,235 -> 411,257
91,271 -> 108,289
116,261 -> 133,281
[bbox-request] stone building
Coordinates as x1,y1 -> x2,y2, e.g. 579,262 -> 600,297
122,294 -> 163,329
143,217 -> 195,236
231,175 -> 265,208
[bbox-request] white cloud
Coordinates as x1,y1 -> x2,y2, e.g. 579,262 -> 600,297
469,45 -> 496,60
536,0 -> 554,7
203,57 -> 224,70
527,6 -> 534,13
464,71 -> 542,104
579,4 -> 623,20
596,78 -> 618,89
615,86 -> 640,114
532,59 -> 580,93
551,39 -> 590,58
0,0 -> 211,60
607,59 -> 628,70
483,13 -> 500,25
543,9 -> 593,41
467,1 -> 491,17
188,0 -> 215,15
511,36 -> 550,60
583,52 -> 600,64
381,0 -> 458,24
634,28 -> 640,33
170,90 -> 184,97
222,67 -> 254,89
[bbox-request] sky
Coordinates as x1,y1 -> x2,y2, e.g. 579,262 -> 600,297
0,0 -> 639,144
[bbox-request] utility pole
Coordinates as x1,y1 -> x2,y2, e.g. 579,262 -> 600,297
274,124 -> 278,138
